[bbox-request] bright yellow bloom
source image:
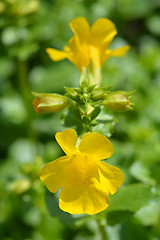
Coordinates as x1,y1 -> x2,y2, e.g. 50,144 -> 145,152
46,17 -> 130,71
40,129 -> 125,215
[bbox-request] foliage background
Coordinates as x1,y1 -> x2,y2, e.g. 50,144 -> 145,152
0,0 -> 160,239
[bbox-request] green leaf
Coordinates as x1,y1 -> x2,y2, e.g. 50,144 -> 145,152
150,164 -> 160,184
45,190 -> 83,225
129,161 -> 156,185
61,108 -> 81,128
146,15 -> 160,35
120,220 -> 148,240
107,211 -> 133,226
90,107 -> 101,121
134,200 -> 160,226
117,0 -> 157,19
107,184 -> 153,212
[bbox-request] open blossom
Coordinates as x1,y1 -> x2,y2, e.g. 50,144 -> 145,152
40,129 -> 125,215
46,17 -> 130,71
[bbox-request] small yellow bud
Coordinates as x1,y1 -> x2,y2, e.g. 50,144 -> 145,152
10,179 -> 31,194
0,2 -> 5,14
103,91 -> 135,112
32,92 -> 68,114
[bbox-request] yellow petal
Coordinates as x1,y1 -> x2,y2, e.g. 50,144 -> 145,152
89,45 -> 99,66
90,18 -> 117,46
58,154 -> 108,214
78,132 -> 113,159
65,154 -> 100,186
69,17 -> 90,43
46,48 -> 68,61
40,156 -> 73,193
89,18 -> 118,66
68,36 -> 89,70
98,161 -> 125,195
55,129 -> 77,155
106,45 -> 130,57
59,178 -> 110,215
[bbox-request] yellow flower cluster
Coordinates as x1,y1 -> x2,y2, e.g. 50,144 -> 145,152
38,17 -> 128,215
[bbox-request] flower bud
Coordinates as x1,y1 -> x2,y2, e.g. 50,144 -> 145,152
79,103 -> 95,118
92,86 -> 111,101
10,179 -> 31,194
103,91 -> 135,111
64,87 -> 79,102
32,92 -> 68,114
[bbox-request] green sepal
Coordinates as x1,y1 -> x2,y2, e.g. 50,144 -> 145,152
32,91 -> 68,114
92,86 -> 111,101
103,90 -> 136,112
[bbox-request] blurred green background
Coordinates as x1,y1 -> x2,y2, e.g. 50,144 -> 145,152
0,0 -> 160,239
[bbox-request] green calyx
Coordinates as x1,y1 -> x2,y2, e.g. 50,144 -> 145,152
103,90 -> 136,112
32,92 -> 68,114
64,82 -> 110,120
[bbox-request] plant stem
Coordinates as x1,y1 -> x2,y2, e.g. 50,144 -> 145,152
96,218 -> 108,240
18,58 -> 37,140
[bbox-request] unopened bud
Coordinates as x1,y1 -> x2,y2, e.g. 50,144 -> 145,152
79,103 -> 95,118
103,91 -> 135,111
10,179 -> 31,194
64,87 -> 79,102
32,92 -> 68,114
92,86 -> 111,100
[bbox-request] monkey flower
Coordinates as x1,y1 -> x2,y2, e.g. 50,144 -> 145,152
40,129 -> 125,215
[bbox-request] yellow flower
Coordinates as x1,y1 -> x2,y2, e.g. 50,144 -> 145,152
40,129 -> 125,215
46,17 -> 130,71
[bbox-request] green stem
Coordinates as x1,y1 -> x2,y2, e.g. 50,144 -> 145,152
88,61 -> 101,86
18,59 -> 37,140
96,219 -> 108,240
